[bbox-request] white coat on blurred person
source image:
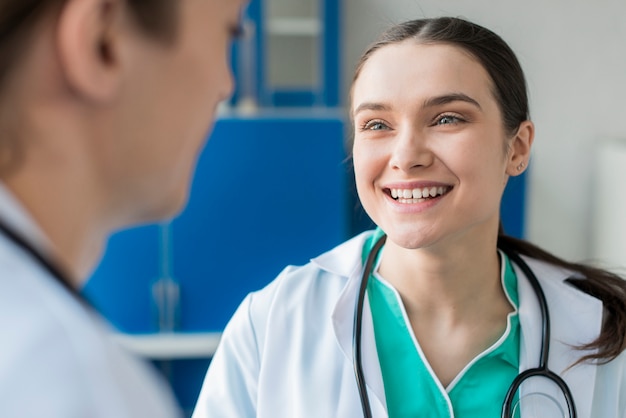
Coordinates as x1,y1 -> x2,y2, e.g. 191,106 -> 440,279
0,0 -> 247,416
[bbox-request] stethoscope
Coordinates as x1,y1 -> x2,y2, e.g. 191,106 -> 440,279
353,234 -> 578,418
0,217 -> 87,304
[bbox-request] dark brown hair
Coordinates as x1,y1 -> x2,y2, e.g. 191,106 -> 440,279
352,17 -> 626,364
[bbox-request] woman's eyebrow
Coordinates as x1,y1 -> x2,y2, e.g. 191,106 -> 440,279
352,102 -> 392,117
422,93 -> 482,110
354,93 -> 481,117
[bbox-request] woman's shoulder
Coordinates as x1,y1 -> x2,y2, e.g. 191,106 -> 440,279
248,231 -> 374,310
519,254 -> 577,280
223,231 -> 375,338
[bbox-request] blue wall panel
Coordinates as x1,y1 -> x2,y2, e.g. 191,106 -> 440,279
172,115 -> 349,331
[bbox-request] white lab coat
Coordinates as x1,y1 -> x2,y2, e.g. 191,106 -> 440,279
0,185 -> 182,417
193,231 -> 626,418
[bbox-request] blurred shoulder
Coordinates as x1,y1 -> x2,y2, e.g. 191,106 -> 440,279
0,244 -> 181,417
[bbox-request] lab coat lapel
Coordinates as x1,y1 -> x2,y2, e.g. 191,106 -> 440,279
515,256 -> 603,418
331,264 -> 388,417
314,232 -> 388,417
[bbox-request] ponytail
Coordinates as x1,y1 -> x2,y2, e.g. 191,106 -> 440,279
498,227 -> 626,364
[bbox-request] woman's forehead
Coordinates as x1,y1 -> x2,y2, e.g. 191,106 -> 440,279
352,41 -> 496,112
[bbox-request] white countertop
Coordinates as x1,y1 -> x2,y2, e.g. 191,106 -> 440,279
114,332 -> 222,360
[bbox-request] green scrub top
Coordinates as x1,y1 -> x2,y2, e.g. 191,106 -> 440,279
363,229 -> 520,417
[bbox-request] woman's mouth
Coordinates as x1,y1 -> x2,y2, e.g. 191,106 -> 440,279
387,186 -> 452,203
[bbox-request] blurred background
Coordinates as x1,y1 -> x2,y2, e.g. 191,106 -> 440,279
83,0 -> 626,415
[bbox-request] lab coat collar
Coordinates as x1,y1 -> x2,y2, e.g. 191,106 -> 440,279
312,231 -> 372,278
313,231 -> 389,417
515,255 -> 603,418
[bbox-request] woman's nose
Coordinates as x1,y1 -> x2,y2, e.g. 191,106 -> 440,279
389,128 -> 434,171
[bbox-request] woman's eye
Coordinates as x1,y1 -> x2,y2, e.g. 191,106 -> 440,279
362,120 -> 389,131
435,114 -> 463,126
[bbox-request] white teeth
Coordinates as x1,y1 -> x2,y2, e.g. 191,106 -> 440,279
390,186 -> 450,202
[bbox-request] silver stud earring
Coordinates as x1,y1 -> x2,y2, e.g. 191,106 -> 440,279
517,162 -> 525,171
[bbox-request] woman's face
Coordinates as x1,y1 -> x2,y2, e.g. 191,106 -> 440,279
352,41 -> 518,250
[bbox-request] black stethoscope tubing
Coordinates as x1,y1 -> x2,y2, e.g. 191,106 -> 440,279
0,218 -> 88,305
499,242 -> 576,418
353,234 -> 387,418
353,233 -> 577,418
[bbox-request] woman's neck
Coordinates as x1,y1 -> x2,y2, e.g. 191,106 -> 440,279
377,231 -> 515,387
377,232 -> 507,324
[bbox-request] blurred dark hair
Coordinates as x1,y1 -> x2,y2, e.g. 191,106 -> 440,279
352,17 -> 626,364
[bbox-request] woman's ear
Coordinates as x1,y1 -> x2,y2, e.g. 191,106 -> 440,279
56,0 -> 123,103
506,120 -> 534,176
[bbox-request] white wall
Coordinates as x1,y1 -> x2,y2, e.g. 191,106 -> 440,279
342,0 -> 626,263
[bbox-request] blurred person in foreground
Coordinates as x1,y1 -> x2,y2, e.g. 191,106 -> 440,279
0,0 -> 247,416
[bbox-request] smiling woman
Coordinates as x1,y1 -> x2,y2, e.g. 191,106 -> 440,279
0,0 -> 246,416
352,40 -> 523,251
192,16 -> 626,418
